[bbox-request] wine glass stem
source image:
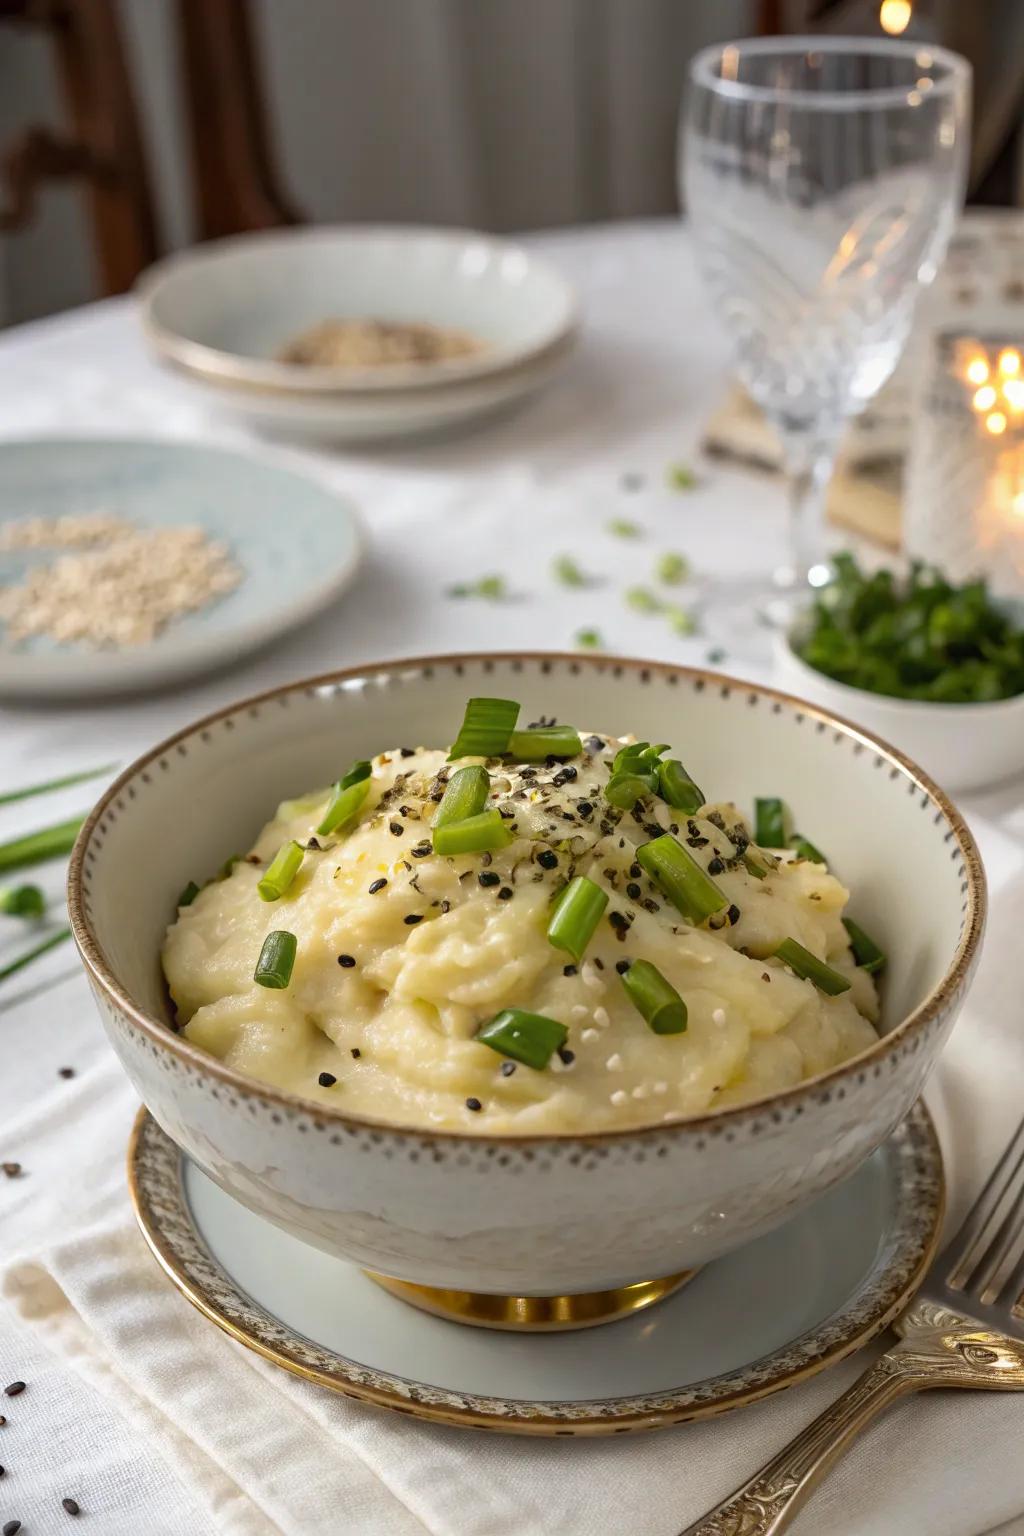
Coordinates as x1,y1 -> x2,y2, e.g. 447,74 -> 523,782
780,435 -> 836,588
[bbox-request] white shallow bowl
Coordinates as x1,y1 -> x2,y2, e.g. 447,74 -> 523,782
773,629 -> 1024,796
69,654 -> 984,1297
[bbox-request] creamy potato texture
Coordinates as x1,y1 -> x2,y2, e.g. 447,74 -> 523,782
162,738 -> 878,1132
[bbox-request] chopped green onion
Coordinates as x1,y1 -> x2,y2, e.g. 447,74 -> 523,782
605,741 -> 667,808
0,816 -> 83,875
254,929 -> 297,989
449,698 -> 520,761
177,880 -> 201,909
219,854 -> 243,881
607,517 -> 642,539
0,763 -> 117,807
842,917 -> 886,975
432,809 -> 513,856
741,846 -> 776,880
316,760 -> 372,836
621,959 -> 688,1035
553,554 -> 589,587
667,462 -> 699,491
575,628 -> 603,650
0,884 -> 46,918
790,834 -> 827,865
507,726 -> 582,761
637,834 -> 729,924
257,840 -> 305,902
754,797 -> 787,848
604,773 -> 654,809
547,876 -> 608,963
656,551 -> 690,585
657,759 -> 704,813
0,925 -> 72,983
774,937 -> 851,995
667,605 -> 697,637
434,765 -> 490,830
625,586 -> 662,614
447,575 -> 507,600
477,1008 -> 568,1070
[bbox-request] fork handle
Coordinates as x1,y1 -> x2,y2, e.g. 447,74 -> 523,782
677,1347 -> 919,1536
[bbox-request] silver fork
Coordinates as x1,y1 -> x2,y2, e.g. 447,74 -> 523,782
681,1112 -> 1024,1536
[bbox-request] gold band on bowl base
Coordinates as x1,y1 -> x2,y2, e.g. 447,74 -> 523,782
363,1269 -> 697,1330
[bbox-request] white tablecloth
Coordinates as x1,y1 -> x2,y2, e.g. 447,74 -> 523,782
1,220 -> 1023,1536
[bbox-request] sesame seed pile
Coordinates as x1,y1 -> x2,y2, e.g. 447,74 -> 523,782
0,514 -> 240,649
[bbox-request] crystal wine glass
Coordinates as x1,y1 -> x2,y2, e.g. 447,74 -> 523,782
682,36 -> 971,601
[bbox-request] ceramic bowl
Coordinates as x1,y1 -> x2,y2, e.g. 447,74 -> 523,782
773,628 -> 1024,796
68,654 -> 984,1296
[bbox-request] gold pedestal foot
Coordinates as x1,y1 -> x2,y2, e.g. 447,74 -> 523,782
364,1269 -> 696,1331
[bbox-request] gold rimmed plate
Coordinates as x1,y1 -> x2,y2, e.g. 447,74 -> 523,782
130,1101 -> 943,1436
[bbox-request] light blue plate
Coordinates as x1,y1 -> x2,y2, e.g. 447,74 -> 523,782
0,438 -> 363,699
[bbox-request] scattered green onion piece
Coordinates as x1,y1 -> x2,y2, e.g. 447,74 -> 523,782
637,834 -> 729,924
0,884 -> 46,918
842,917 -> 887,976
774,937 -> 851,995
218,853 -> 243,880
553,554 -> 588,587
316,760 -> 372,836
177,880 -> 201,909
741,846 -> 776,880
667,462 -> 698,491
621,959 -> 688,1035
625,586 -> 662,614
790,833 -> 827,865
254,929 -> 297,989
446,575 -> 507,600
754,797 -> 787,848
0,816 -> 83,875
477,1008 -> 568,1070
434,765 -> 490,830
257,840 -> 305,902
547,876 -> 609,963
607,517 -> 642,539
448,697 -> 520,761
0,925 -> 72,983
0,763 -> 117,807
432,809 -> 513,856
575,628 -> 603,650
605,741 -> 667,808
667,605 -> 697,637
657,759 -> 704,813
656,551 -> 690,585
507,726 -> 582,761
604,772 -> 654,809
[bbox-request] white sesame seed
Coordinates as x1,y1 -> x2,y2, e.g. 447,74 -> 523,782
712,1007 -> 726,1025
572,1004 -> 590,1019
593,1006 -> 610,1028
605,1052 -> 623,1072
581,961 -> 604,992
581,1027 -> 599,1042
653,1080 -> 668,1095
662,1111 -> 678,1122
610,1089 -> 629,1107
631,1084 -> 649,1100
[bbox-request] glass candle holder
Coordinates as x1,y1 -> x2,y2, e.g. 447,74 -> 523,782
904,332 -> 1024,596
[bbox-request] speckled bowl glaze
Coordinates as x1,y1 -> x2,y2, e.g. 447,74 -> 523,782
68,655 -> 985,1297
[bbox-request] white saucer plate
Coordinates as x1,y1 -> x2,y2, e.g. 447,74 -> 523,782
131,1101 -> 943,1436
0,438 -> 363,700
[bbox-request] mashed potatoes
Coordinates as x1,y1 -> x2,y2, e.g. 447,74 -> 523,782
162,733 -> 878,1132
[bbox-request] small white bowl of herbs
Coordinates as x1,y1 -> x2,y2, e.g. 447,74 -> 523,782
773,554 -> 1024,795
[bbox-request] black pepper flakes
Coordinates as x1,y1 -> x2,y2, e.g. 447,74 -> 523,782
62,1498 -> 81,1516
3,1383 -> 25,1397
58,1067 -> 75,1079
465,1097 -> 483,1112
537,849 -> 558,870
496,886 -> 514,901
404,913 -> 424,925
337,954 -> 356,968
318,1072 -> 337,1088
351,1047 -> 361,1059
368,878 -> 387,894
478,870 -> 500,888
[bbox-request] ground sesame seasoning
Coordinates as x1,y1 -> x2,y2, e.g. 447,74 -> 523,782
2,1163 -> 22,1179
610,1089 -> 628,1107
615,959 -> 631,974
404,913 -> 423,925
389,821 -> 404,836
318,1072 -> 337,1087
497,886 -> 514,901
58,1066 -> 75,1078
478,870 -> 500,887
337,954 -> 356,967
500,1061 -> 516,1077
465,1097 -> 482,1112
62,1498 -> 81,1516
3,1383 -> 25,1397
537,849 -> 558,869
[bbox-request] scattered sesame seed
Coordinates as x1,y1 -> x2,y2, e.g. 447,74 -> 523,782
581,961 -> 603,991
500,1061 -> 516,1077
58,1066 -> 75,1079
572,1004 -> 590,1018
712,1008 -> 726,1025
762,971 -> 771,982
318,1072 -> 337,1088
478,870 -> 500,887
62,1497 -> 82,1516
537,850 -> 558,870
562,964 -> 578,977
4,1520 -> 21,1535
399,747 -> 415,758
581,1028 -> 599,1042
626,882 -> 641,900
576,800 -> 594,817
389,821 -> 404,836
606,1053 -> 623,1072
593,1006 -> 610,1028
727,904 -> 741,925
465,1097 -> 482,1112
615,959 -> 631,975
631,1085 -> 649,1100
404,913 -> 424,925
497,886 -> 514,901
368,878 -> 387,894
337,954 -> 356,968
2,1163 -> 22,1179
557,1047 -> 575,1065
610,1089 -> 628,1107
3,1383 -> 25,1398
350,1048 -> 361,1059
653,1081 -> 668,1095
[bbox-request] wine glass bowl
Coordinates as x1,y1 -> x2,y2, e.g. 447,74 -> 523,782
682,37 -> 972,589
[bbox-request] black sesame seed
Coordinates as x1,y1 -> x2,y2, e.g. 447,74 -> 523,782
0,1466 -> 4,1477
368,878 -> 387,894
727,904 -> 741,925
466,1097 -> 483,1112
478,870 -> 500,887
615,959 -> 631,974
629,862 -> 642,878
593,956 -> 605,969
500,1061 -> 516,1077
306,837 -> 324,851
642,898 -> 660,914
399,747 -> 415,758
497,886 -> 514,901
411,842 -> 431,858
557,1047 -> 575,1065
585,735 -> 605,753
576,800 -> 594,817
58,1066 -> 75,1079
3,1383 -> 25,1397
537,850 -> 558,870
62,1498 -> 81,1516
0,1416 -> 5,1426
318,1072 -> 337,1088
707,856 -> 725,875
351,1047 -> 361,1058
1,1164 -> 21,1179
337,954 -> 356,968
552,766 -> 578,787
626,882 -> 641,900
563,964 -> 578,977
4,1520 -> 21,1535
389,820 -> 404,836
404,913 -> 424,925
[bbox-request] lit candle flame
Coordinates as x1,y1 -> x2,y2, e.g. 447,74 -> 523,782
999,348 -> 1022,377
987,411 -> 1008,436
879,0 -> 912,35
974,385 -> 997,411
966,356 -> 989,385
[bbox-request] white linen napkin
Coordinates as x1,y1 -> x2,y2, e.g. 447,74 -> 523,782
3,811 -> 1023,1536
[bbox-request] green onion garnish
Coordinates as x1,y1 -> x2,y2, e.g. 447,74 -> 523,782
257,840 -> 305,902
218,853 -> 242,881
604,741 -> 667,808
575,628 -> 603,650
0,884 -> 46,918
774,937 -> 851,995
316,760 -> 372,836
177,880 -> 201,909
507,726 -> 582,761
656,551 -> 690,585
754,797 -> 787,848
842,917 -> 886,975
449,698 -> 520,761
657,759 -> 704,813
625,586 -> 662,614
553,555 -> 588,587
637,834 -> 729,924
432,809 -> 513,856
446,575 -> 507,600
790,834 -> 827,864
0,816 -> 83,875
434,765 -> 490,829
667,605 -> 697,637
254,929 -> 297,989
607,517 -> 642,539
741,846 -> 776,880
477,1008 -> 568,1070
0,763 -> 117,807
547,876 -> 608,963
667,462 -> 699,491
621,959 -> 688,1034
0,925 -> 72,983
